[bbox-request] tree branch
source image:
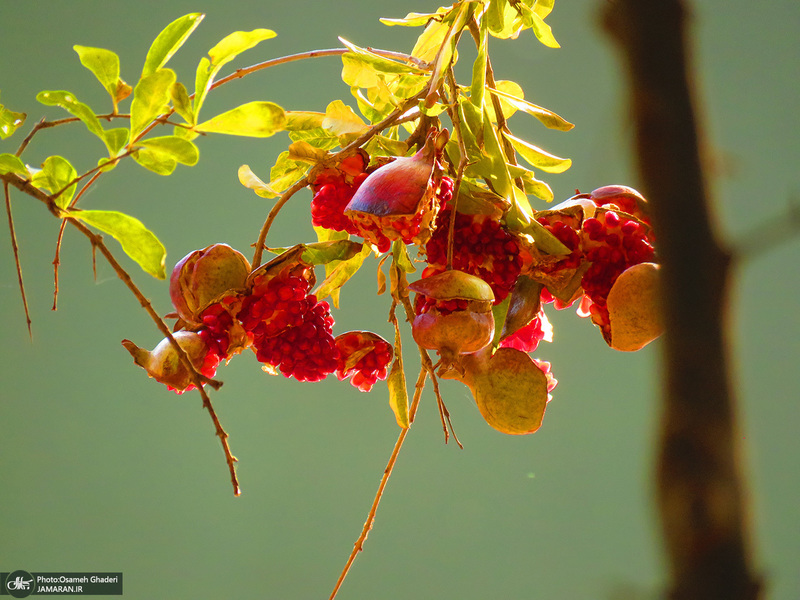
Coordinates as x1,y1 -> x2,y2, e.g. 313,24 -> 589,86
601,2 -> 762,598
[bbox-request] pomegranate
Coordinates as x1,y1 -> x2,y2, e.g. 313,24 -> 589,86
409,269 -> 495,376
121,331 -> 220,394
344,128 -> 449,250
169,243 -> 250,326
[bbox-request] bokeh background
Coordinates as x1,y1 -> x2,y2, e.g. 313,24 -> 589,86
1,1 -> 798,598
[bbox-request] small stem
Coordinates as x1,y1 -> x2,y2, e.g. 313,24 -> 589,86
328,367 -> 426,600
4,182 -> 33,338
444,68 -> 470,272
251,178 -> 308,268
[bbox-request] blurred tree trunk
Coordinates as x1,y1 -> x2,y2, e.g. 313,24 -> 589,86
601,2 -> 762,599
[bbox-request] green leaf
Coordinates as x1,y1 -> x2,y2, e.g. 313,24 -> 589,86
103,128 -> 130,156
288,127 -> 340,151
339,37 -> 424,76
486,86 -> 573,131
485,80 -> 524,121
37,89 -> 105,139
534,0 -> 555,19
69,209 -> 166,278
0,153 -> 27,176
491,296 -> 511,347
521,5 -> 560,48
301,240 -> 364,265
503,131 -> 571,173
0,96 -> 26,139
424,2 -> 477,108
322,100 -> 367,136
498,275 -> 544,342
208,29 -> 276,67
380,11 -> 442,27
313,244 -> 372,302
480,104 -> 514,199
315,227 -> 351,308
73,45 -> 120,98
142,13 -> 204,77
132,148 -> 177,175
386,330 -> 409,429
135,135 -> 199,166
169,82 -> 193,123
268,151 -> 308,194
470,15 -> 488,108
130,69 -> 176,140
196,101 -> 286,137
507,163 -> 555,202
31,155 -> 77,208
285,111 -> 326,131
194,28 -> 277,120
392,240 -> 416,273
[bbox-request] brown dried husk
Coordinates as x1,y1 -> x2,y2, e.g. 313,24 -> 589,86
606,261 -> 663,351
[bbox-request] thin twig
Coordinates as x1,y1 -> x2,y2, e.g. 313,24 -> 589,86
4,182 -> 33,338
328,366 -> 426,600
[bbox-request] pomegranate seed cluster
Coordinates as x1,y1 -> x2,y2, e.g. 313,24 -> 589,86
335,332 -> 394,392
423,204 -> 523,304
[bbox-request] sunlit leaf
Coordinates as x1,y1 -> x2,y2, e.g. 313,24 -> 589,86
480,104 -> 514,198
0,153 -> 27,176
103,128 -> 130,156
485,80 -> 524,121
130,69 -> 176,140
268,151 -> 308,195
518,4 -> 560,48
285,111 -> 326,131
507,163 -> 554,201
142,13 -> 204,77
341,54 -> 380,89
0,95 -> 26,139
196,101 -> 286,137
73,45 -> 120,98
487,86 -> 573,130
135,135 -> 199,166
170,82 -> 193,124
315,227 -> 351,308
132,148 -> 177,175
470,15 -> 488,108
424,2 -> 477,108
411,13 -> 449,63
339,37 -> 424,76
288,140 -> 326,164
37,89 -> 106,141
380,11 -> 441,27
69,209 -> 167,278
238,164 -> 278,198
31,155 -> 77,208
534,0 -> 555,19
392,240 -> 416,273
387,353 -> 410,429
301,240 -> 364,265
503,131 -> 571,173
487,0 -> 524,39
208,29 -> 276,68
322,99 -> 367,136
313,244 -> 371,301
288,127 -> 340,151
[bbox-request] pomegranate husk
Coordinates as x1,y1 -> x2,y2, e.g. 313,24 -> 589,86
460,347 -> 549,435
606,261 -> 663,351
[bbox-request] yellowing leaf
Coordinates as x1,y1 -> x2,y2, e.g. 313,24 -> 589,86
322,99 -> 367,136
0,153 -> 27,175
196,101 -> 286,137
32,155 -> 77,208
135,135 -> 199,166
238,164 -> 281,198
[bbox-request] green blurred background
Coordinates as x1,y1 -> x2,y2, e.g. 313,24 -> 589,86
1,1 -> 798,598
